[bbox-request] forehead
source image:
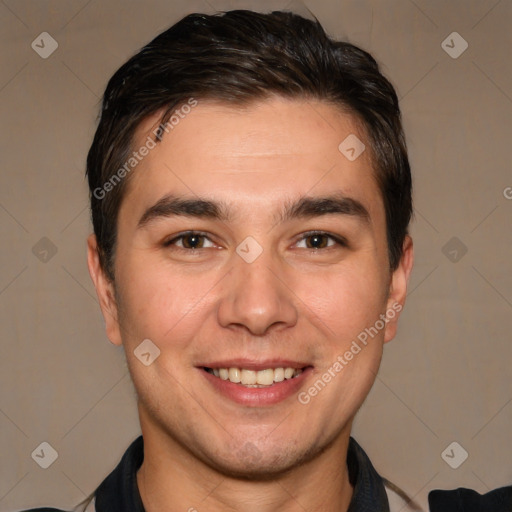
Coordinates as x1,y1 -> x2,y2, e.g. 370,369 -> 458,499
121,97 -> 383,223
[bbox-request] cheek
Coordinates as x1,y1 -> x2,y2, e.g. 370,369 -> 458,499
302,266 -> 388,417
299,262 -> 388,344
116,259 -> 218,348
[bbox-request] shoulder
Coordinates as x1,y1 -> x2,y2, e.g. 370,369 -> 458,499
17,498 -> 96,512
428,485 -> 512,511
18,501 -> 95,512
18,509 -> 70,512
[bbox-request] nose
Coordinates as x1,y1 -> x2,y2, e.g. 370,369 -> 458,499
217,248 -> 298,336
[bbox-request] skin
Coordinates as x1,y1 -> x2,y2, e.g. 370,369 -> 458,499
87,97 -> 413,512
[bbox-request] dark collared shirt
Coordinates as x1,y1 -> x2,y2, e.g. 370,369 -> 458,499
96,435 -> 391,511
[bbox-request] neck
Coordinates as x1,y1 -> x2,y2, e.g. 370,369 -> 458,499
136,417 -> 354,512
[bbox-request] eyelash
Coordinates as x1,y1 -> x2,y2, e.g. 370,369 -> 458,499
163,230 -> 347,251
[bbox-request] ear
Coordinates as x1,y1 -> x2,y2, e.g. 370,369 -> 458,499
383,235 -> 414,343
86,234 -> 123,346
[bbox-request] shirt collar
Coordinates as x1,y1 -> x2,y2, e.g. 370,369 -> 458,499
347,437 -> 390,512
94,435 -> 389,512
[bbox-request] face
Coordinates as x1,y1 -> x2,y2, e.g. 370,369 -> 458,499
88,97 -> 413,478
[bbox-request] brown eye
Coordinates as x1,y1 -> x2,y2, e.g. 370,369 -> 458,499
296,231 -> 346,250
164,232 -> 214,250
305,233 -> 329,249
181,234 -> 205,249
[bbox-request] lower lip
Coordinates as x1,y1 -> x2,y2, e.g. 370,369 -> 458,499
199,367 -> 312,406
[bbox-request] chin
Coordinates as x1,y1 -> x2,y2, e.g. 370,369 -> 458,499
210,456 -> 295,481
205,440 -> 321,481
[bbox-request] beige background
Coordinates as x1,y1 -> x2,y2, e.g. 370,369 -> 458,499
1,0 -> 511,511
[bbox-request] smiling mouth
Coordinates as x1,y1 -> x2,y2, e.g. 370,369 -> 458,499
203,367 -> 305,387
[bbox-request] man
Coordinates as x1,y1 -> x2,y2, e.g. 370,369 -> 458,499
22,9 -> 512,512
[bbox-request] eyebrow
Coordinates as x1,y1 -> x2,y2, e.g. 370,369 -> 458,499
279,193 -> 370,224
137,193 -> 370,229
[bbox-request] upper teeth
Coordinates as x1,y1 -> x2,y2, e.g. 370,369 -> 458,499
210,367 -> 302,386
